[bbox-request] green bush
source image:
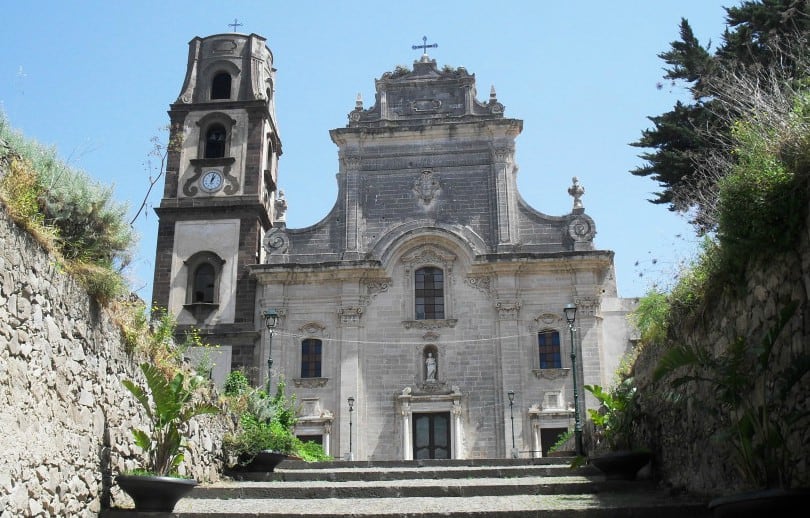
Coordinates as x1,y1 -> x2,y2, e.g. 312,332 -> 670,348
223,379 -> 331,463
223,371 -> 250,397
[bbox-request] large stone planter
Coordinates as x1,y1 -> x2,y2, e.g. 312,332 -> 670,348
589,450 -> 652,481
116,474 -> 197,512
225,450 -> 289,481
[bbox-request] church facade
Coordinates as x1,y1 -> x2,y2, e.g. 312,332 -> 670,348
151,32 -> 635,461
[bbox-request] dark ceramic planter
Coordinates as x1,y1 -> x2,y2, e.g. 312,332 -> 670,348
589,450 -> 652,480
708,487 -> 810,517
225,450 -> 289,481
115,474 -> 197,512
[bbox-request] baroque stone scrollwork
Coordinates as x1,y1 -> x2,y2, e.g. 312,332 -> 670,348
574,296 -> 599,317
567,216 -> 595,243
402,319 -> 458,330
410,99 -> 442,113
362,280 -> 390,305
292,377 -> 329,388
495,300 -> 521,320
413,170 -> 441,205
416,381 -> 449,394
532,368 -> 570,380
534,313 -> 559,327
465,275 -> 492,295
402,245 -> 456,270
492,147 -> 513,164
422,331 -> 440,342
338,306 -> 363,325
299,321 -> 327,337
263,227 -> 289,255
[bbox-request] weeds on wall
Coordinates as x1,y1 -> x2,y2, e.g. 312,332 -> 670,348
0,113 -> 135,304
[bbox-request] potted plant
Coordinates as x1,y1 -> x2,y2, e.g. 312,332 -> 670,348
653,301 -> 809,516
583,377 -> 652,480
222,375 -> 329,479
117,362 -> 219,512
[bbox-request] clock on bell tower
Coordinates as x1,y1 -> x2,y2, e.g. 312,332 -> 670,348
151,32 -> 282,378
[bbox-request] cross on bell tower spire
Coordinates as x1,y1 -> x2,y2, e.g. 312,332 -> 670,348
411,35 -> 438,56
228,18 -> 243,32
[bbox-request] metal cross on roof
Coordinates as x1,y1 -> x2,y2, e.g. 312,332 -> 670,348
228,18 -> 243,32
412,36 -> 438,55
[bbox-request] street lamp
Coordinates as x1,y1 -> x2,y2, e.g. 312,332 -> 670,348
507,390 -> 516,458
263,308 -> 279,393
347,396 -> 355,460
564,302 -> 584,456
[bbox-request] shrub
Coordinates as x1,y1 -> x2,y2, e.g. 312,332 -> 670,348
0,113 -> 136,304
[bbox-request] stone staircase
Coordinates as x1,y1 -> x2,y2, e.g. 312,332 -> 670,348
100,457 -> 712,517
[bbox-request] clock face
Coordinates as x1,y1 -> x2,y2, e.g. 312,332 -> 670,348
201,170 -> 223,192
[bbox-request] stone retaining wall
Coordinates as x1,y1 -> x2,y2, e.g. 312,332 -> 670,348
631,210 -> 810,496
0,207 -> 231,517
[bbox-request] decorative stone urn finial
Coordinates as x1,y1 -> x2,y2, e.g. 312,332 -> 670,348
568,176 -> 585,211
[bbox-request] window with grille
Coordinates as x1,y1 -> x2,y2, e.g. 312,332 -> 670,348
301,339 -> 322,378
538,330 -> 561,369
415,267 -> 444,320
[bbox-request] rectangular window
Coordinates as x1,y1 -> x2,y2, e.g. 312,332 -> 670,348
538,331 -> 562,369
301,339 -> 322,378
415,267 -> 444,319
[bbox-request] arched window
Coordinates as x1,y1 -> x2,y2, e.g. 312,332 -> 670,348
183,251 -> 224,306
415,267 -> 444,320
211,72 -> 232,100
192,263 -> 216,303
204,124 -> 227,158
301,339 -> 322,378
538,330 -> 562,369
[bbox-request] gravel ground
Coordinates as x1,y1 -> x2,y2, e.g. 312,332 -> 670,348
173,492 -> 711,516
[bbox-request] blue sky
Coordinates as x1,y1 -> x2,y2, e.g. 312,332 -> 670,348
1,1 -> 732,300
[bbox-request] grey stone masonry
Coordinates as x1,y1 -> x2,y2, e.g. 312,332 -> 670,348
0,206 -> 231,517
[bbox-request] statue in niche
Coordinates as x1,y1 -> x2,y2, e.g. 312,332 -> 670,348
425,352 -> 437,381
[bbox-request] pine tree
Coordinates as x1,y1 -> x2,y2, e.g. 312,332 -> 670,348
631,0 -> 810,232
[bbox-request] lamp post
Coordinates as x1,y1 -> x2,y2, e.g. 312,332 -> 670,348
347,396 -> 355,460
263,308 -> 279,393
564,302 -> 584,456
507,390 -> 516,458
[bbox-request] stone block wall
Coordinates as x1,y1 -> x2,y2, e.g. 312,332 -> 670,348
0,207 -> 231,517
631,209 -> 810,496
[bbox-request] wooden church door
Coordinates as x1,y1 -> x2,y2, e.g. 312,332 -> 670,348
413,412 -> 451,459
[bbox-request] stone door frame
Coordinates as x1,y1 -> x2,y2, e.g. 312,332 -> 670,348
397,386 -> 464,460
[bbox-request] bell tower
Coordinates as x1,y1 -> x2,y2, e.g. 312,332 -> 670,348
152,32 -> 281,375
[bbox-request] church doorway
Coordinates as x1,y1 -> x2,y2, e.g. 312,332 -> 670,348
413,412 -> 451,459
540,427 -> 569,456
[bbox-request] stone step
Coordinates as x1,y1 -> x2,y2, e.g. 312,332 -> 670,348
100,458 -> 713,517
232,463 -> 593,482
191,475 -> 600,499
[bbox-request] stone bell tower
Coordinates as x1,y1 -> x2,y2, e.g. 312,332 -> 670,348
151,32 -> 282,375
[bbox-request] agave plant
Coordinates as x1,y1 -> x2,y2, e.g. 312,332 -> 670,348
122,363 -> 219,476
584,377 -> 640,452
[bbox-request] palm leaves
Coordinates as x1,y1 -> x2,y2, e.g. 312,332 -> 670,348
584,377 -> 639,451
122,363 -> 219,476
